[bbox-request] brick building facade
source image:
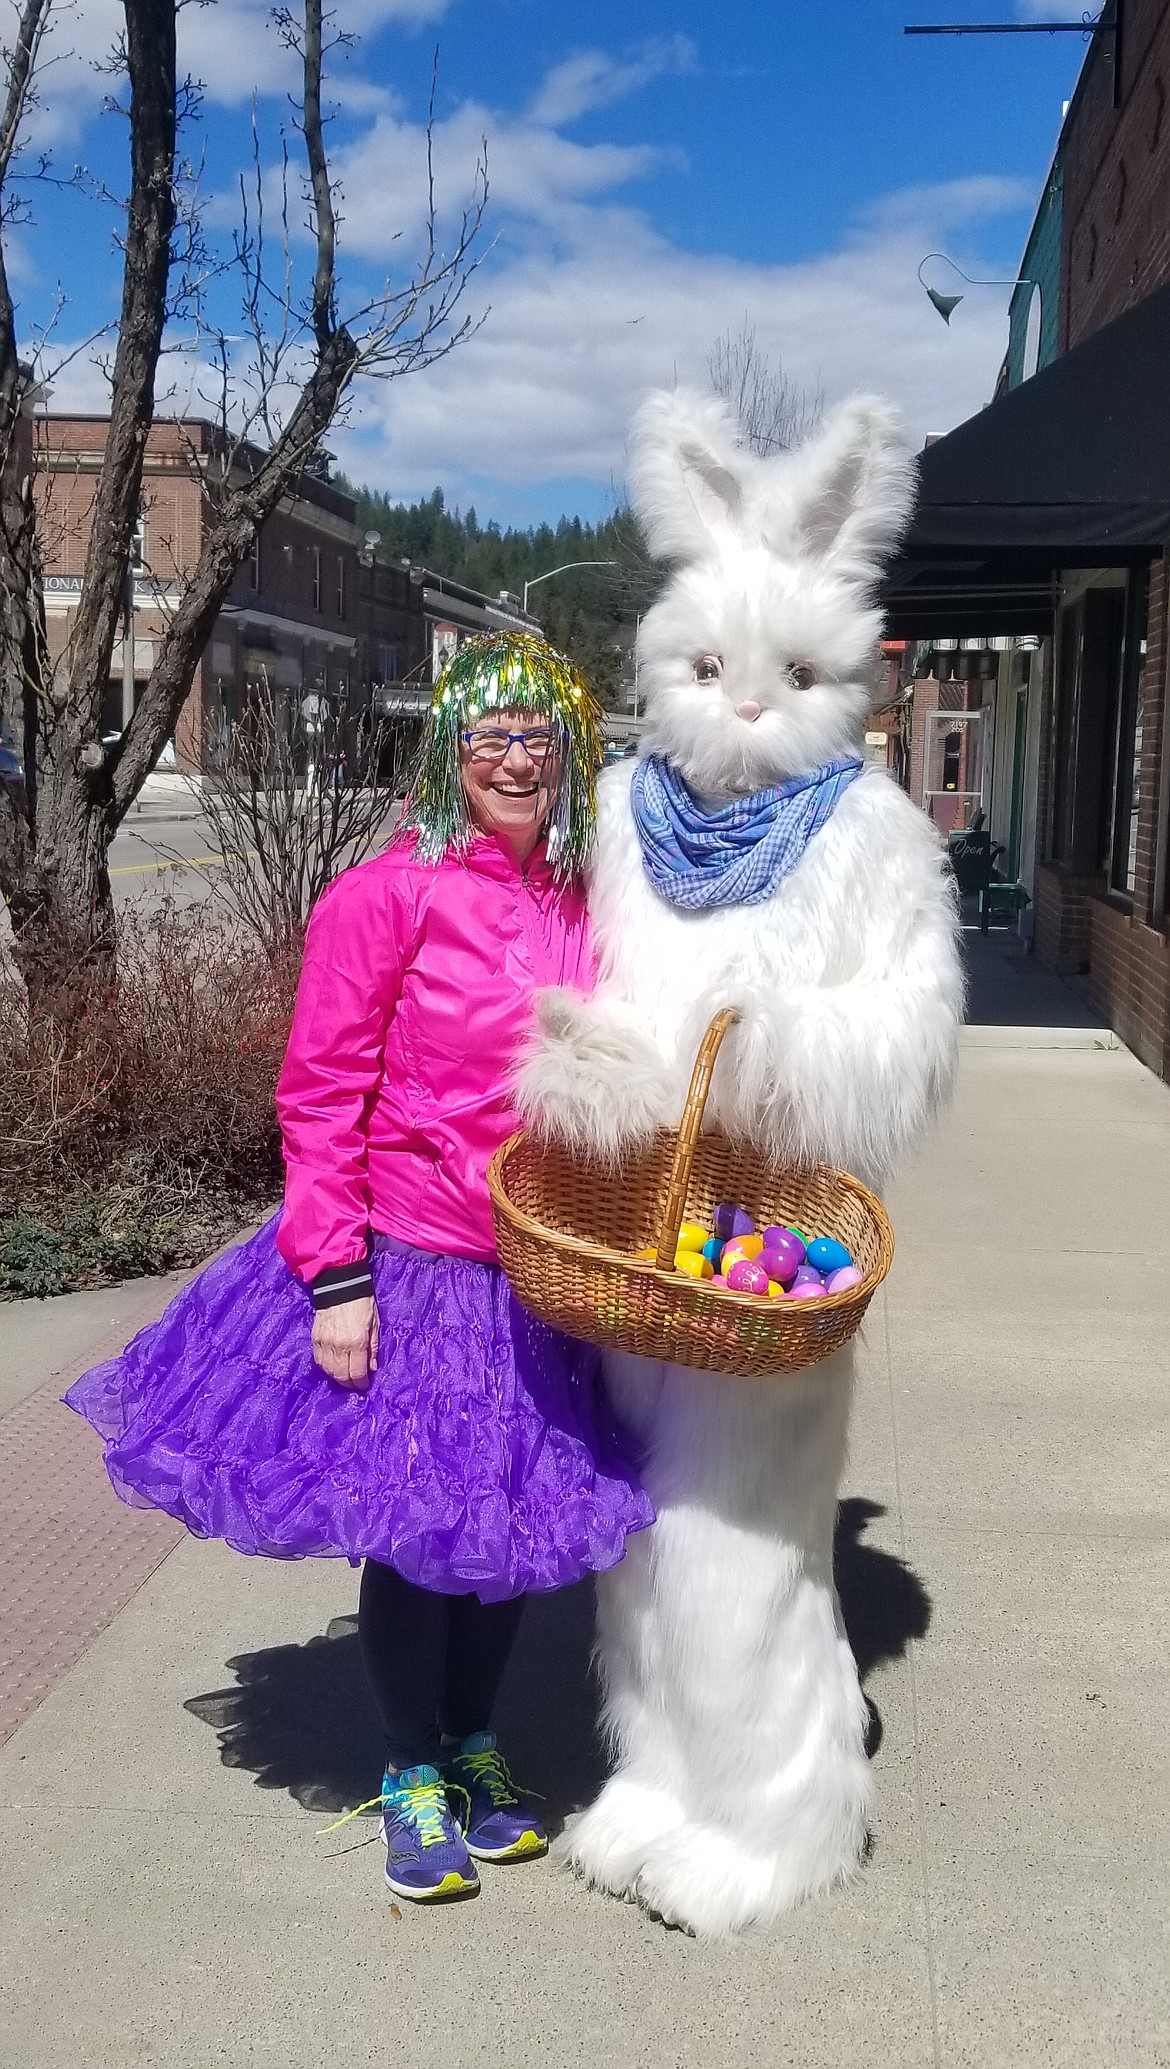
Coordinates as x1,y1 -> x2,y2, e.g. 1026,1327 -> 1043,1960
34,415 -> 540,780
1025,0 -> 1170,1078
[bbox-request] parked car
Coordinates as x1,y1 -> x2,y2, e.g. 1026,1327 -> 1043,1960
0,740 -> 26,814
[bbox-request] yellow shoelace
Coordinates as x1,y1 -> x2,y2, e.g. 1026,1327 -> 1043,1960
318,1776 -> 470,1842
458,1747 -> 520,1807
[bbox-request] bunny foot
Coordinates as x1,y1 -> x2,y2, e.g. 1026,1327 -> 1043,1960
553,1776 -> 685,1901
633,1816 -> 864,1941
515,989 -> 679,1161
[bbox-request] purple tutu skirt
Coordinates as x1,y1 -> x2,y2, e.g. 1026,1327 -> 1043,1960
65,1218 -> 653,1602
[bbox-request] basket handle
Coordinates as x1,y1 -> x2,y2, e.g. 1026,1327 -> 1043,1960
654,1008 -> 742,1269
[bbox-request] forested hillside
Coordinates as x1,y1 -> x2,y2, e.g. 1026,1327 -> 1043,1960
339,481 -> 659,706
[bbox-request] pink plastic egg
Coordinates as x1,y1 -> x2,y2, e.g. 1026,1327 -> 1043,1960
709,1273 -> 728,1287
825,1265 -> 863,1295
786,1280 -> 827,1300
726,1258 -> 771,1296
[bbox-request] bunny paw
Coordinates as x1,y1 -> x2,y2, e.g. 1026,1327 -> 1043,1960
515,990 -> 678,1161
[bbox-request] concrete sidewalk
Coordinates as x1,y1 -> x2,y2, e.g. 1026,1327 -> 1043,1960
2,1017 -> 1169,2066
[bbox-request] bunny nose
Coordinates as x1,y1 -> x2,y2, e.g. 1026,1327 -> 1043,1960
735,700 -> 762,723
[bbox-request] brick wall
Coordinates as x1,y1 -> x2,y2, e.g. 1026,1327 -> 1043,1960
34,416 -> 362,775
1030,3 -> 1170,1077
1061,0 -> 1170,349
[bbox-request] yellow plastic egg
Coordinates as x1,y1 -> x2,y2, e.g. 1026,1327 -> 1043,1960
675,1251 -> 713,1281
675,1222 -> 712,1253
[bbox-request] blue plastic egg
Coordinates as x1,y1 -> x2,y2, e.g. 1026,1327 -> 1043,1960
806,1236 -> 853,1275
702,1237 -> 723,1268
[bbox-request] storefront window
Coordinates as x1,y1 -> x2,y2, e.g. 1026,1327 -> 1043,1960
1107,568 -> 1149,899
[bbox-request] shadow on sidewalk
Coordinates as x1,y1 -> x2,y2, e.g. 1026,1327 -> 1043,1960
184,1498 -> 930,1826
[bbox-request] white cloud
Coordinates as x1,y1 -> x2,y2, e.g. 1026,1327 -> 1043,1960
331,100 -> 669,253
528,35 -> 697,128
0,0 -> 459,143
334,173 -> 1026,516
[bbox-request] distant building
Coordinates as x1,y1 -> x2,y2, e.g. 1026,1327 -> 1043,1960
34,414 -> 542,777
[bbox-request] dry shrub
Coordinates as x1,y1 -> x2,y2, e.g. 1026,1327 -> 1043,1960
0,905 -> 299,1295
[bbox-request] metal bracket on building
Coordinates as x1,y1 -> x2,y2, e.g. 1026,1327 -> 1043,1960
905,1 -> 1123,105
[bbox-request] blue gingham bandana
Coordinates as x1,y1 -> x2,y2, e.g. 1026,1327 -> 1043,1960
629,753 -> 864,911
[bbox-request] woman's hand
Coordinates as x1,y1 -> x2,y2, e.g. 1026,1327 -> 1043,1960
312,1295 -> 379,1390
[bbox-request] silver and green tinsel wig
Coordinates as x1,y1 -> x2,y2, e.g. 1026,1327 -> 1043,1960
401,631 -> 604,878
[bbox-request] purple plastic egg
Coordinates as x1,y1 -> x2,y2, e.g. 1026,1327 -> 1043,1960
791,1263 -> 822,1286
763,1225 -> 806,1268
761,1232 -> 804,1284
786,1280 -> 827,1301
825,1265 -> 863,1295
726,1258 -> 771,1296
714,1203 -> 755,1242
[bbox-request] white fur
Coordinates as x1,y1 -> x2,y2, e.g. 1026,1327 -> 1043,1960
520,386 -> 963,1939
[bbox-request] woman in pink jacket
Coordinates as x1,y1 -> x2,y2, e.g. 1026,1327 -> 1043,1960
67,634 -> 653,1906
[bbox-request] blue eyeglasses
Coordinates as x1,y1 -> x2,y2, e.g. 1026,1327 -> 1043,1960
462,727 -> 555,763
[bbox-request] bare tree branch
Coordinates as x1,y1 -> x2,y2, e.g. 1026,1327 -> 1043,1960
708,322 -> 823,456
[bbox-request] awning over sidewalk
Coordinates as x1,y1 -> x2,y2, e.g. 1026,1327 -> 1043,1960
882,281 -> 1170,639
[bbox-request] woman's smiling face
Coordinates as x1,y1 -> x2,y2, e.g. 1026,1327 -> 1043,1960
459,705 -> 561,862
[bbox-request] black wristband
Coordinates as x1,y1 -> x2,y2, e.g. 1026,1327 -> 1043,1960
312,1261 -> 375,1310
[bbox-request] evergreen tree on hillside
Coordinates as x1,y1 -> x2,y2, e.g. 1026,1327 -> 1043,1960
338,481 -> 658,706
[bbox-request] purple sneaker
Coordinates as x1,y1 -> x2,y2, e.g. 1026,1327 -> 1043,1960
444,1732 -> 548,1863
380,1764 -> 479,1902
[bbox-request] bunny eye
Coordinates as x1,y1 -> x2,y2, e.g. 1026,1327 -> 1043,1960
787,660 -> 817,693
693,654 -> 723,684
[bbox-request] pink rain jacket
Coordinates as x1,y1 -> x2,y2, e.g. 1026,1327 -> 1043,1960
275,833 -> 595,1281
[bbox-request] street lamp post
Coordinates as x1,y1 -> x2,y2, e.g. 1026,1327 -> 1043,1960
522,560 -> 617,615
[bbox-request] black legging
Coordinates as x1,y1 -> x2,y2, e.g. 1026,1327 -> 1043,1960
358,1558 -> 525,1772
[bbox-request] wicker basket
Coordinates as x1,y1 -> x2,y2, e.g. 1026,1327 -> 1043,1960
487,1008 -> 894,1378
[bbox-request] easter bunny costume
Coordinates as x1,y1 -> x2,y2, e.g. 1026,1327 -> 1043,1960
517,388 -> 963,1937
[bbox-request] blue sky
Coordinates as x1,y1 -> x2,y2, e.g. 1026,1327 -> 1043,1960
15,0 -> 1088,523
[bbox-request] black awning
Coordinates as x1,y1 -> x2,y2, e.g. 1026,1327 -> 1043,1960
882,282 -> 1170,638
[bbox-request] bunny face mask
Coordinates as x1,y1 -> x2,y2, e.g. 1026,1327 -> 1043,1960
629,388 -> 915,799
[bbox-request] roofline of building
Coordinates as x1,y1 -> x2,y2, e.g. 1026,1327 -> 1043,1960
36,410 -> 357,524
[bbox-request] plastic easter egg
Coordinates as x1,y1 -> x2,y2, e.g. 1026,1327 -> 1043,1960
675,1250 -> 713,1281
767,1281 -> 786,1299
675,1221 -> 710,1254
720,1234 -> 764,1271
714,1203 -> 755,1242
709,1273 -> 728,1288
761,1233 -> 804,1285
763,1225 -> 806,1267
806,1236 -> 852,1275
825,1265 -> 863,1295
791,1264 -> 822,1286
701,1237 -> 724,1268
785,1226 -> 811,1246
786,1279 -> 827,1301
726,1258 -> 771,1296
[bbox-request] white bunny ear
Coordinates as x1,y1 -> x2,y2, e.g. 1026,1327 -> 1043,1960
768,394 -> 917,579
627,387 -> 749,562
